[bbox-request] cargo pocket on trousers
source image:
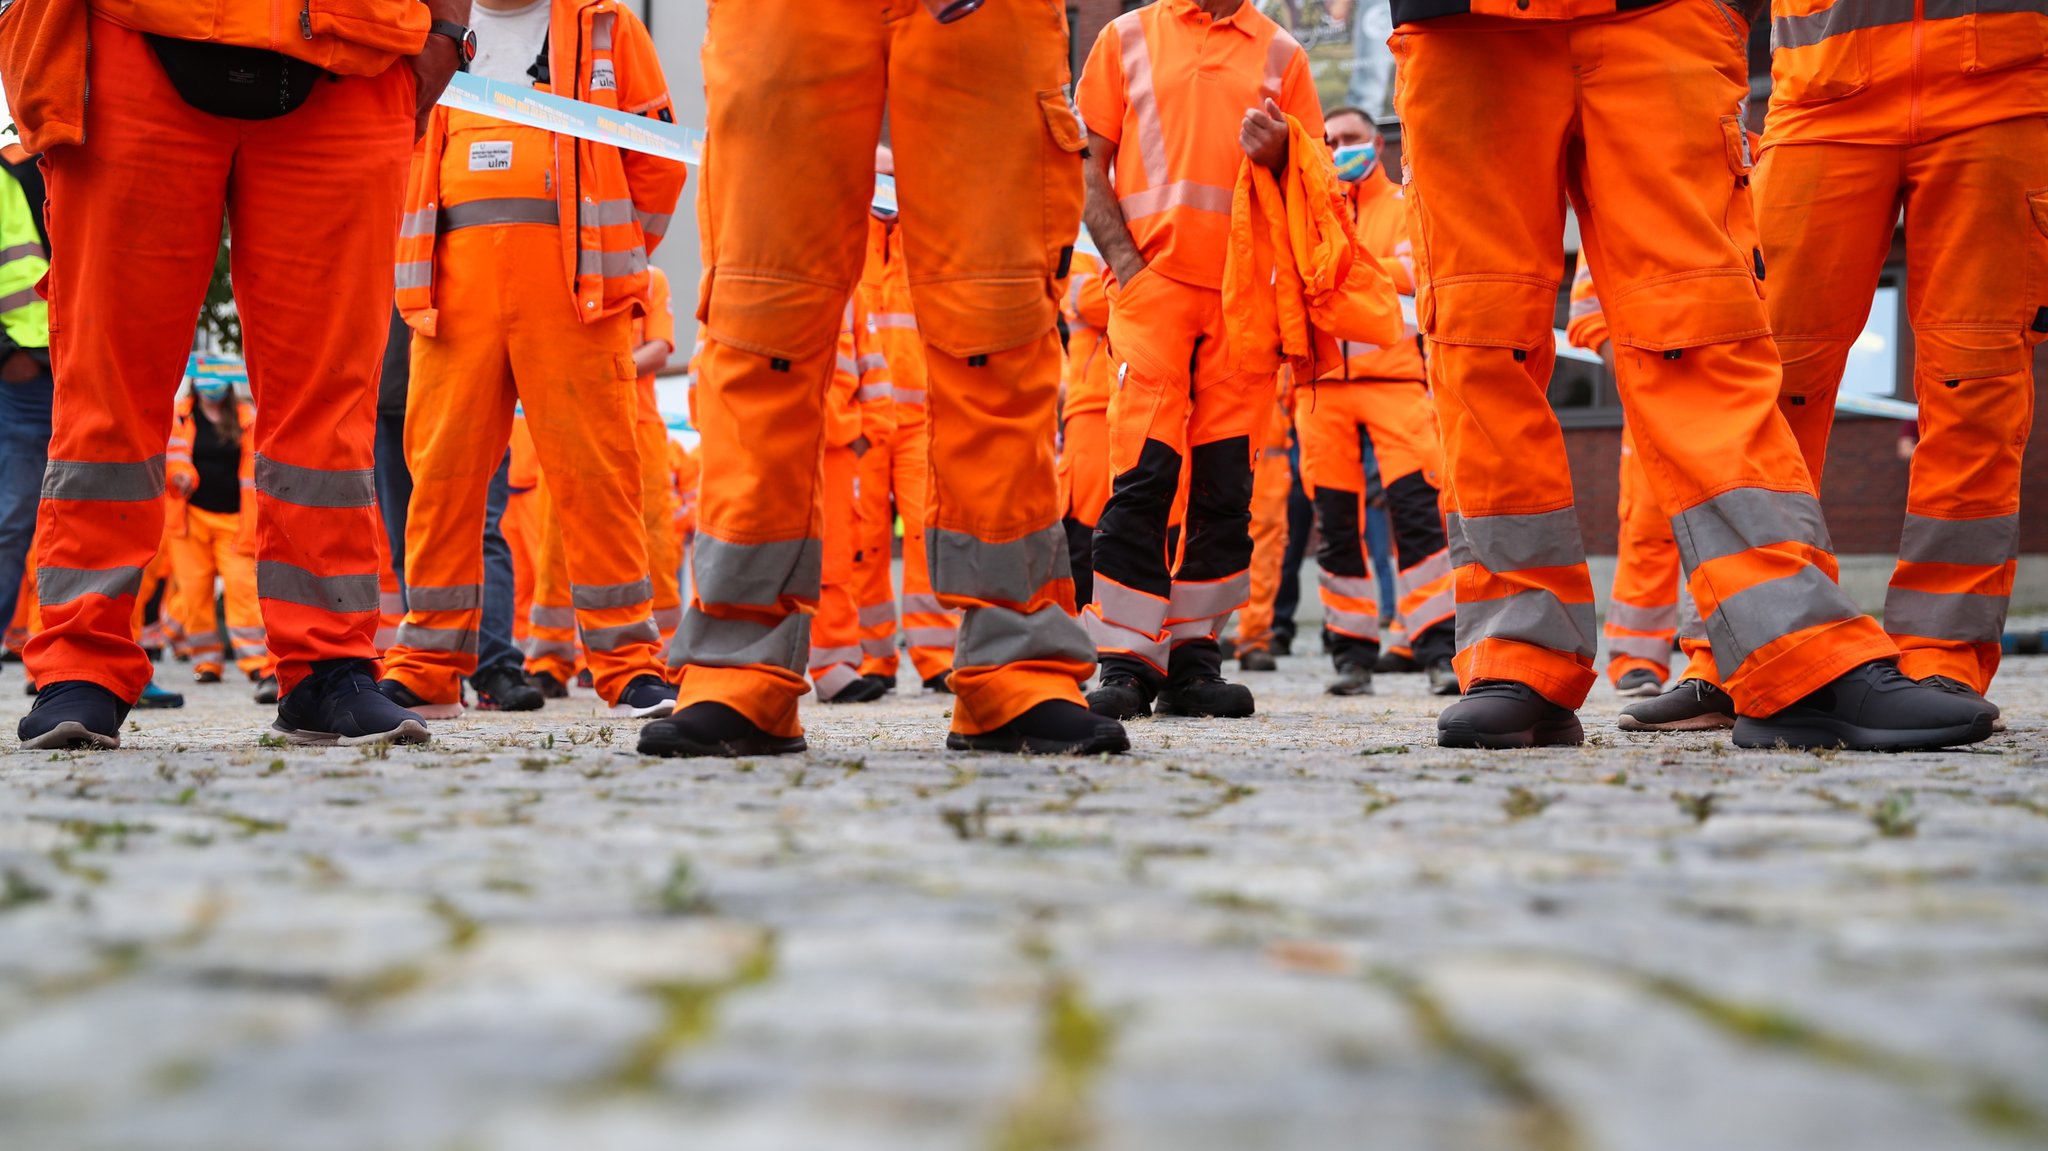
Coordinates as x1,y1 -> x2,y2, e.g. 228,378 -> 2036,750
700,267 -> 847,363
1915,328 -> 2032,448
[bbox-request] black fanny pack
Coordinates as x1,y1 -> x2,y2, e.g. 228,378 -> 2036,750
146,36 -> 325,120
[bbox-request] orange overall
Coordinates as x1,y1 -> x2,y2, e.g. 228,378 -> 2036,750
1391,0 -> 1897,717
384,0 -> 686,708
1231,394 -> 1295,656
165,396 -> 272,680
22,13 -> 418,702
810,308 -> 892,701
1761,0 -> 2048,693
1076,0 -> 1324,690
1058,248 -> 1116,611
680,0 -> 1095,740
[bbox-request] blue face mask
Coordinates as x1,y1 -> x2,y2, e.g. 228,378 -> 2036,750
1332,141 -> 1377,183
194,380 -> 230,403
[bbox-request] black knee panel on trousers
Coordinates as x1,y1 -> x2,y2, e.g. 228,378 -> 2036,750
1092,438 -> 1182,599
1063,516 -> 1095,609
1178,436 -> 1254,584
1313,486 -> 1367,577
1384,470 -> 1449,568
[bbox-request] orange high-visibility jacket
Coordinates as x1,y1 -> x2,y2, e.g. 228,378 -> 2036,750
1565,262 -> 1611,353
1766,0 -> 2048,146
1224,114 -> 1403,382
165,395 -> 257,552
828,300 -> 890,451
1,0 -> 427,153
395,0 -> 685,335
1390,0 -> 1677,22
1317,168 -> 1425,386
1059,248 -> 1115,420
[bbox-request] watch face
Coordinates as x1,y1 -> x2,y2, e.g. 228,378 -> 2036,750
461,30 -> 479,61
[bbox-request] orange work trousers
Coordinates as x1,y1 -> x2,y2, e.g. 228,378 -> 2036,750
1231,401 -> 1294,656
167,505 -> 272,680
503,416 -> 541,652
1058,407 -> 1112,611
1297,380 -> 1455,672
680,0 -> 1092,739
385,225 -> 662,708
811,443 -> 865,699
27,18 -> 409,701
1392,4 -> 1896,717
373,521 -> 403,654
1604,423 -> 1680,688
1085,272 -> 1274,689
1759,120 -> 2048,694
856,406 -> 958,684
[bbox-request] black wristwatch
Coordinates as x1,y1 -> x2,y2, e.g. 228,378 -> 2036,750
428,19 -> 478,69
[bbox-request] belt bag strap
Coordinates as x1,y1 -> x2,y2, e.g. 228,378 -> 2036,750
145,36 -> 324,121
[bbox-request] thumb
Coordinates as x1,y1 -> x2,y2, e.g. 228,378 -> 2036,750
1264,97 -> 1283,121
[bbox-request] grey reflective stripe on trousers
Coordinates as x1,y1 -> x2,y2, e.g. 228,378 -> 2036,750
1319,570 -> 1377,602
858,601 -> 897,628
904,626 -> 959,648
1083,609 -> 1167,668
667,609 -> 810,671
526,637 -> 581,662
572,578 -> 653,611
892,387 -> 927,406
1672,488 -> 1832,572
583,618 -> 659,652
440,198 -> 559,232
395,623 -> 479,654
1092,576 -> 1168,635
1456,589 -> 1598,660
861,636 -> 895,657
42,456 -> 165,502
1881,587 -> 2010,643
1324,607 -> 1381,639
927,523 -> 1070,605
1606,598 -> 1677,633
956,605 -> 1096,670
407,584 -> 482,613
809,645 -> 863,671
1897,512 -> 2019,567
1447,507 -> 1585,573
1169,572 -> 1249,623
254,453 -> 376,509
814,663 -> 860,699
1397,550 -> 1451,596
693,534 -> 823,607
1404,586 -> 1455,634
256,561 -> 381,614
1773,0 -> 1914,48
653,606 -> 683,633
1702,565 -> 1862,681
530,604 -> 577,630
1166,616 -> 1223,645
902,593 -> 955,617
38,565 -> 144,606
1678,588 -> 1707,642
1608,633 -> 1673,663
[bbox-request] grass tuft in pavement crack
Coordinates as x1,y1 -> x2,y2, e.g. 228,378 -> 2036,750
602,933 -> 777,1092
1373,967 -> 1582,1151
992,977 -> 1117,1151
1871,790 -> 1919,838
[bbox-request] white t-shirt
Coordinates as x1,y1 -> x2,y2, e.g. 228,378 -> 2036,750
469,0 -> 551,87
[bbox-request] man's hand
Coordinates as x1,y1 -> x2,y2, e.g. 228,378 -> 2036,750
410,0 -> 472,140
170,472 -> 196,497
1240,98 -> 1289,174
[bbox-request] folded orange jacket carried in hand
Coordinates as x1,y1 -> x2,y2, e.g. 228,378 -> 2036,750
0,0 -> 89,154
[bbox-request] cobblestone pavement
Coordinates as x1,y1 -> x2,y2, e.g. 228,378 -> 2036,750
1,652 -> 2044,1151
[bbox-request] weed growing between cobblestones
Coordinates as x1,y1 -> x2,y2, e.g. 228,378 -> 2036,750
1872,791 -> 1920,838
993,977 -> 1116,1151
0,867 -> 50,910
654,857 -> 715,915
1372,967 -> 1582,1151
1673,791 -> 1718,824
1502,787 -> 1559,821
603,934 -> 777,1092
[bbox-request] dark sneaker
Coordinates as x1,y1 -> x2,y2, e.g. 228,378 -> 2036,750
278,661 -> 431,747
375,678 -> 465,720
638,701 -> 806,758
530,671 -> 569,699
1375,648 -> 1420,674
1438,680 -> 1583,748
1156,675 -> 1255,718
1085,673 -> 1153,720
138,681 -> 185,709
1426,657 -> 1461,697
473,664 -> 544,712
1218,637 -> 1237,660
859,673 -> 898,696
606,674 -> 679,719
1271,634 -> 1294,657
575,669 -> 594,690
1733,661 -> 1995,752
252,676 -> 280,706
1239,648 -> 1278,672
194,666 -> 222,684
1615,668 -> 1665,698
1921,675 -> 2005,733
1327,664 -> 1375,697
948,699 -> 1130,754
922,672 -> 953,695
819,675 -> 887,705
1618,679 -> 1736,732
18,681 -> 130,750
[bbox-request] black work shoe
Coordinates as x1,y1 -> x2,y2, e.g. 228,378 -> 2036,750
1618,679 -> 1736,732
820,675 -> 888,704
1086,673 -> 1153,720
18,681 -> 130,750
1375,648 -> 1420,674
1271,634 -> 1294,657
194,668 -> 222,684
947,699 -> 1130,754
1239,648 -> 1278,672
375,678 -> 465,720
1615,668 -> 1665,698
1156,675 -> 1255,718
923,672 -> 953,695
638,702 -> 806,758
606,674 -> 679,719
530,671 -> 569,699
860,673 -> 898,696
1437,680 -> 1583,748
252,675 -> 280,706
1426,657 -> 1461,697
137,682 -> 186,709
1921,675 -> 2005,733
1327,664 -> 1375,697
473,664 -> 544,712
1733,661 -> 1995,752
279,661 -> 431,747
1218,637 -> 1237,660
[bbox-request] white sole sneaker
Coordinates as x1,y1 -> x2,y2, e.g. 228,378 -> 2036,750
272,719 -> 432,748
606,699 -> 676,720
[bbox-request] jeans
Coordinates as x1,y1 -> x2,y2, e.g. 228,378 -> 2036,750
373,405 -> 521,677
0,372 -> 54,625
